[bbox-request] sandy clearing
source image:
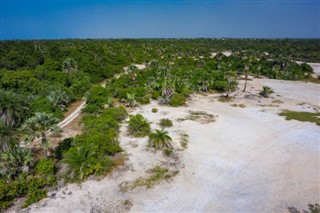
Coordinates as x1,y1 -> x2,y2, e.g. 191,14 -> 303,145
21,78 -> 320,213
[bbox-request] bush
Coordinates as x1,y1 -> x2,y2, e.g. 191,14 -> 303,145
151,91 -> 161,99
55,138 -> 73,160
35,159 -> 55,176
170,93 -> 186,107
152,108 -> 158,113
62,146 -> 114,182
159,118 -> 173,128
82,103 -> 103,114
127,114 -> 151,137
212,81 -> 228,91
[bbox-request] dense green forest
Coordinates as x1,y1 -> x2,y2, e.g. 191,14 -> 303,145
0,38 -> 319,210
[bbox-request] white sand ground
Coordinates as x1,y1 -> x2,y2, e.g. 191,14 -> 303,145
14,78 -> 320,213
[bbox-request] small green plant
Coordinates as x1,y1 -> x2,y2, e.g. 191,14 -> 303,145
279,110 -> 320,125
148,129 -> 172,150
179,132 -> 189,150
119,166 -> 178,191
127,114 -> 151,137
152,108 -> 158,113
260,86 -> 274,98
163,148 -> 173,156
159,118 -> 173,128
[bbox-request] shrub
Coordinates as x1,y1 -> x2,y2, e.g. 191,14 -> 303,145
127,114 -> 151,137
35,159 -> 55,176
152,108 -> 158,113
159,118 -> 173,128
82,103 -> 103,114
62,146 -> 113,182
170,93 -> 186,107
55,138 -> 73,160
151,91 -> 161,99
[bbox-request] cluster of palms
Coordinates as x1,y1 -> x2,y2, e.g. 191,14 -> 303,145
0,89 -> 69,182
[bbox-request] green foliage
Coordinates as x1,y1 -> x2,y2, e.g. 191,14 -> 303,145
119,166 -> 178,191
152,108 -> 158,113
0,145 -> 33,180
23,188 -> 47,208
163,148 -> 173,156
148,129 -> 172,150
170,93 -> 186,107
260,86 -> 274,98
62,146 -> 113,182
151,91 -> 161,99
127,114 -> 151,137
55,138 -> 73,160
35,159 -> 55,176
279,110 -> 320,125
21,112 -> 61,158
159,118 -> 173,128
86,86 -> 109,106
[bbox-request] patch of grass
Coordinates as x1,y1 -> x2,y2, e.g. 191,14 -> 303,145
179,132 -> 189,150
218,96 -> 233,102
163,148 -> 173,156
119,166 -> 178,192
231,103 -> 246,108
151,108 -> 158,113
301,77 -> 320,84
279,110 -> 320,125
177,111 -> 216,123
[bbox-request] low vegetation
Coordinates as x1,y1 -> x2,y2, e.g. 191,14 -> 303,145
260,86 -> 274,98
159,118 -> 173,128
279,110 -> 320,125
177,111 -> 216,123
127,114 -> 151,137
179,132 -> 189,150
148,129 -> 173,150
151,108 -> 158,113
119,166 -> 178,192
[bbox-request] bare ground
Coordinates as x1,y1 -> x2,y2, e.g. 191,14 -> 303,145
15,78 -> 320,213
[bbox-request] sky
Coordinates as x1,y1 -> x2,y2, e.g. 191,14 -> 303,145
0,0 -> 319,40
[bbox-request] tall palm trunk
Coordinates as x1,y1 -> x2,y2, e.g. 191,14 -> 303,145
243,72 -> 248,92
243,65 -> 249,92
41,132 -> 48,158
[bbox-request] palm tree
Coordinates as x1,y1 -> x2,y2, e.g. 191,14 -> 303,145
0,90 -> 28,127
0,120 -> 15,152
21,112 -> 61,158
62,58 -> 77,74
48,89 -> 71,111
62,146 -> 95,181
260,86 -> 274,98
148,129 -> 172,150
243,64 -> 249,92
126,93 -> 136,108
0,145 -> 32,180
